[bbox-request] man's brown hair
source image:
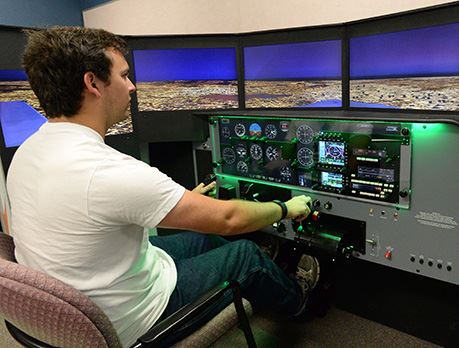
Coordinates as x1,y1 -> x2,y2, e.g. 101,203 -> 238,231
22,26 -> 128,118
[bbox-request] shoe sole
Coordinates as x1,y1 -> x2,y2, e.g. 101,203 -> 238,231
298,255 -> 320,290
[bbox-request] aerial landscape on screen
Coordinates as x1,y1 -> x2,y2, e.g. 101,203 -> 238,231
0,70 -> 132,136
0,71 -> 42,112
244,40 -> 342,108
133,47 -> 238,111
350,22 -> 459,111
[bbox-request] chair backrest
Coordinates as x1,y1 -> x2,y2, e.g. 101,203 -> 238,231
0,233 -> 122,348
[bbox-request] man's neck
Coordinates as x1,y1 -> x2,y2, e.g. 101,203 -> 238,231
48,113 -> 107,139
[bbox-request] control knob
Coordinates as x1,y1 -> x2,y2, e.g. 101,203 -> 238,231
324,201 -> 333,210
401,128 -> 410,136
399,189 -> 409,198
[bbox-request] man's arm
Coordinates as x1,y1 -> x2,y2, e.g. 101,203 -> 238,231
158,190 -> 311,235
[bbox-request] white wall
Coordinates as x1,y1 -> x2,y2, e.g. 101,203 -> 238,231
83,0 -> 239,35
83,0 -> 457,35
239,0 -> 456,32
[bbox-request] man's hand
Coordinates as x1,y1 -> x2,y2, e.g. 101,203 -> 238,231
285,195 -> 312,221
192,181 -> 216,195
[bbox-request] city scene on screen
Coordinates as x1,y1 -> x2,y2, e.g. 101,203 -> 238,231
0,70 -> 42,112
0,70 -> 132,138
350,22 -> 459,111
244,40 -> 342,108
133,47 -> 238,111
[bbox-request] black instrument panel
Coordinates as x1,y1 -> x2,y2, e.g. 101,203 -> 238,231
214,116 -> 411,206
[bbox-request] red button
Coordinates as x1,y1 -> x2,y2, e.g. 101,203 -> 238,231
312,211 -> 320,221
384,249 -> 392,260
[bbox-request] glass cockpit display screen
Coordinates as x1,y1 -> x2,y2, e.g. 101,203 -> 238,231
318,141 -> 345,166
321,172 -> 344,188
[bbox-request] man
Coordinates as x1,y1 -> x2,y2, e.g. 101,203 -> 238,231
7,27 -> 319,347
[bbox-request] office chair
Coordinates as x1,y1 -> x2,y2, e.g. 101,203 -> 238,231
0,232 -> 256,348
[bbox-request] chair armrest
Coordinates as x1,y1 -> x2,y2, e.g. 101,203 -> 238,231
136,280 -> 238,346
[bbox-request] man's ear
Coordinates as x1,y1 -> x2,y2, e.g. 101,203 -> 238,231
83,72 -> 101,97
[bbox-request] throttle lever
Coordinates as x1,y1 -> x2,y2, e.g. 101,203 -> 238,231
202,173 -> 216,186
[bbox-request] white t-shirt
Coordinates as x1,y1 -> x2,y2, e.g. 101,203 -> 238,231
7,122 -> 186,347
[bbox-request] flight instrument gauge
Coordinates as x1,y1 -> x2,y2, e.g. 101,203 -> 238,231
280,166 -> 293,183
266,146 -> 280,161
236,145 -> 247,158
249,123 -> 262,137
250,144 -> 263,160
236,161 -> 249,173
234,123 -> 246,137
221,126 -> 231,139
222,147 -> 236,164
296,124 -> 314,144
297,147 -> 314,168
264,124 -> 277,139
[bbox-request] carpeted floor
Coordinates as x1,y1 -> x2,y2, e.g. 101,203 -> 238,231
210,306 -> 441,348
0,306 -> 440,347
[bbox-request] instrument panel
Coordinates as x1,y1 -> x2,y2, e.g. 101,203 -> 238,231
215,116 -> 411,208
209,115 -> 459,285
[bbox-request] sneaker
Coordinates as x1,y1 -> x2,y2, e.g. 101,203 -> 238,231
293,254 -> 320,317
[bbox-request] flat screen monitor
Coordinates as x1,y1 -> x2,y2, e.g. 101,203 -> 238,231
350,22 -> 459,111
0,70 -> 132,141
132,47 -> 238,111
244,40 -> 342,108
0,70 -> 45,147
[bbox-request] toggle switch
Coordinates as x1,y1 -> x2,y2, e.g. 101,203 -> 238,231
366,239 -> 377,247
384,247 -> 393,260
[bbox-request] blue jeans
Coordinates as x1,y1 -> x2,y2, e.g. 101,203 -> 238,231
149,232 -> 302,341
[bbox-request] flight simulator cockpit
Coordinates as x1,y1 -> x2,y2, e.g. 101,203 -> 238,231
208,113 -> 458,287
1,3 -> 459,346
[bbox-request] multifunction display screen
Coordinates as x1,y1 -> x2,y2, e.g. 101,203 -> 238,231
321,172 -> 344,189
